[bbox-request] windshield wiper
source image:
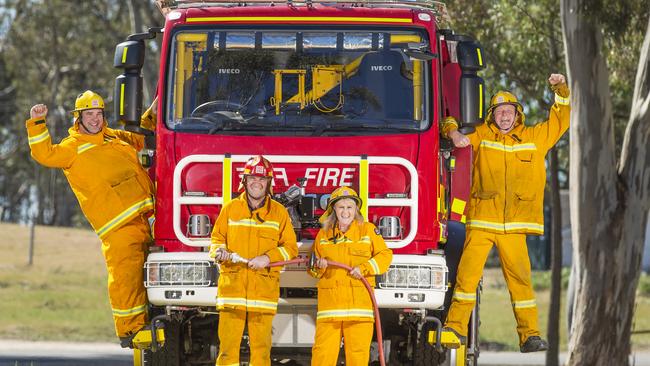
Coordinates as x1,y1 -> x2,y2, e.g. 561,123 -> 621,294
312,121 -> 420,136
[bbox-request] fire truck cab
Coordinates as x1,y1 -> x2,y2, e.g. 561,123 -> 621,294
114,0 -> 485,364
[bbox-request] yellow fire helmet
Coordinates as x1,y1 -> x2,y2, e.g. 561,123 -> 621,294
486,90 -> 525,125
319,186 -> 363,223
72,90 -> 105,119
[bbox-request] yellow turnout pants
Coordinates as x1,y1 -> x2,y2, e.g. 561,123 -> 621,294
445,230 -> 539,346
101,216 -> 151,337
311,320 -> 374,366
216,309 -> 274,366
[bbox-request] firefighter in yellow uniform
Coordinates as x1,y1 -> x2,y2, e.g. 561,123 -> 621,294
209,155 -> 298,366
25,91 -> 157,347
308,187 -> 393,365
441,74 -> 570,352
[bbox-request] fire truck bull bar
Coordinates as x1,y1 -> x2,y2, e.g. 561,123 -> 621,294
172,154 -> 419,249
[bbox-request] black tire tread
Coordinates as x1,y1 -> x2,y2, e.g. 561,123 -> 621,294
142,320 -> 182,366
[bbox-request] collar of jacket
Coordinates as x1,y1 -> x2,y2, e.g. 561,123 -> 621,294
328,220 -> 362,242
237,192 -> 272,218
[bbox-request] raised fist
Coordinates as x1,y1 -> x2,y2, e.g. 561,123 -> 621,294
30,104 -> 48,120
548,74 -> 566,86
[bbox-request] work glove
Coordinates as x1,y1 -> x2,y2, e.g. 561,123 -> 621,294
213,248 -> 232,262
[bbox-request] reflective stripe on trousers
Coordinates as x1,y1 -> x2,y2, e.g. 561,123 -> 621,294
101,215 -> 151,337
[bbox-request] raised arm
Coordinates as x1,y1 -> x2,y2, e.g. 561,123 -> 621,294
26,104 -> 76,169
533,74 -> 571,150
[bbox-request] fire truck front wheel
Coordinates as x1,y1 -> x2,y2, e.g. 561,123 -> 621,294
414,321 -> 448,366
135,319 -> 182,366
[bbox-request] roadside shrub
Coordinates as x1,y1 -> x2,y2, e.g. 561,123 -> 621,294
531,267 -> 570,292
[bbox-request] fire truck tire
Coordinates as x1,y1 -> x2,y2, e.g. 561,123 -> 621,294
139,320 -> 182,366
387,335 -> 409,365
414,322 -> 447,366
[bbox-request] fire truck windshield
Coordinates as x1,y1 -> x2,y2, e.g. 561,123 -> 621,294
166,28 -> 431,136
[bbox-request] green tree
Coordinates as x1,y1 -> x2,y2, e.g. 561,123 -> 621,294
0,0 -> 162,226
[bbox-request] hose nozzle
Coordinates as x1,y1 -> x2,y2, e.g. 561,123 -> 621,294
230,252 -> 249,264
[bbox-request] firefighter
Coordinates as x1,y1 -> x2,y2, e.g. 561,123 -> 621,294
25,91 -> 158,347
209,155 -> 298,366
308,186 -> 393,365
440,74 -> 570,352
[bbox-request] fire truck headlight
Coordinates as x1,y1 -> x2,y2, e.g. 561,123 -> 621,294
145,261 -> 215,287
384,267 -> 407,285
378,264 -> 447,291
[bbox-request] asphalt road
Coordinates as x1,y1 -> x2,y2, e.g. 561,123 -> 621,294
2,340 -> 650,366
0,341 -> 131,366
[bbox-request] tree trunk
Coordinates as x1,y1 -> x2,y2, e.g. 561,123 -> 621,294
545,18 -> 564,366
545,147 -> 562,366
562,1 -> 650,364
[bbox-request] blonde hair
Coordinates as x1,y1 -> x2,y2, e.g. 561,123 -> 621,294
321,198 -> 364,232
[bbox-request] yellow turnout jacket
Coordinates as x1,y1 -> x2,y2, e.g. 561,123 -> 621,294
209,193 -> 298,314
309,221 -> 393,322
26,109 -> 156,239
442,84 -> 570,235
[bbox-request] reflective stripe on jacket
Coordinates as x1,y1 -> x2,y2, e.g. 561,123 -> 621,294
309,221 -> 393,322
209,193 -> 298,314
441,84 -> 570,235
25,109 -> 156,239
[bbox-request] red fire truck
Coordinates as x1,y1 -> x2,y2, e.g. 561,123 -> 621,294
114,0 -> 485,364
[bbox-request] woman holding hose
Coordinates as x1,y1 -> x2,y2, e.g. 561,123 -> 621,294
308,186 -> 393,365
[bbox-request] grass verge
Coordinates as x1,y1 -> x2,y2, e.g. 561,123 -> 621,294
0,222 -> 115,342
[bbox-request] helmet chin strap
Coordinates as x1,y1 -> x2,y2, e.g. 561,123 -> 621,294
79,118 -> 93,134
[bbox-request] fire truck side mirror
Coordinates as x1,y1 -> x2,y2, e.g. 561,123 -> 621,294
459,74 -> 485,129
114,74 -> 147,134
114,40 -> 150,136
457,41 -> 484,72
114,40 -> 145,70
457,39 -> 486,130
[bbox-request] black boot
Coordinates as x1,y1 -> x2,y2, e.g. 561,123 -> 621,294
520,336 -> 549,353
119,334 -> 136,349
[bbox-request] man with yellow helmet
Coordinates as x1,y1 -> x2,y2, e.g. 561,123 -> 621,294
25,90 -> 157,347
440,74 -> 570,352
209,155 -> 298,366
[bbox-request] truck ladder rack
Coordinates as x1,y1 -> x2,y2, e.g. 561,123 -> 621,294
156,0 -> 449,21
